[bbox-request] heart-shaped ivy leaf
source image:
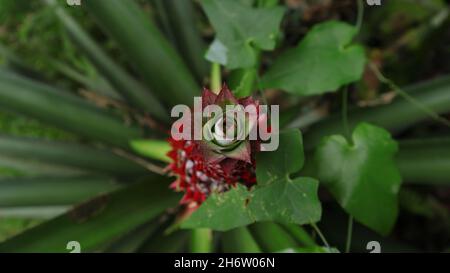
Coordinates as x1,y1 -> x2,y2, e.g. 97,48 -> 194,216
314,123 -> 402,235
202,0 -> 285,69
256,128 -> 304,184
261,21 -> 366,95
182,129 -> 322,231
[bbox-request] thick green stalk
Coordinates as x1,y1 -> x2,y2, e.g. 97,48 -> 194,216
230,68 -> 258,98
280,223 -> 317,248
0,176 -> 119,207
45,0 -> 168,122
84,0 -> 199,107
304,75 -> 450,149
221,227 -> 262,253
189,228 -> 213,253
0,135 -> 146,176
210,63 -> 222,94
0,69 -> 142,148
249,222 -> 298,252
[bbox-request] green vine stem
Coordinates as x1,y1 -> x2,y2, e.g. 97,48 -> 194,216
345,216 -> 353,253
341,87 -> 351,141
370,63 -> 450,128
355,0 -> 364,35
310,223 -> 331,249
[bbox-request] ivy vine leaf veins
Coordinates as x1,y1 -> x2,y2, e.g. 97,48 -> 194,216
261,20 -> 366,96
314,123 -> 402,235
182,129 -> 322,231
202,0 -> 285,69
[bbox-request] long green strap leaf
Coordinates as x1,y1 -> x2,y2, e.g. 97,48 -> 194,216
280,223 -> 318,248
0,206 -> 69,219
104,219 -> 160,253
0,69 -> 143,148
84,0 -> 199,107
0,176 -> 119,207
0,134 -> 146,176
0,43 -> 46,82
249,222 -> 298,252
221,227 -> 262,253
49,59 -> 121,100
139,229 -> 189,253
0,177 -> 179,252
44,0 -> 168,122
0,155 -> 88,177
151,0 -> 208,82
304,138 -> 450,186
304,75 -> 450,149
130,139 -> 171,163
397,138 -> 450,185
